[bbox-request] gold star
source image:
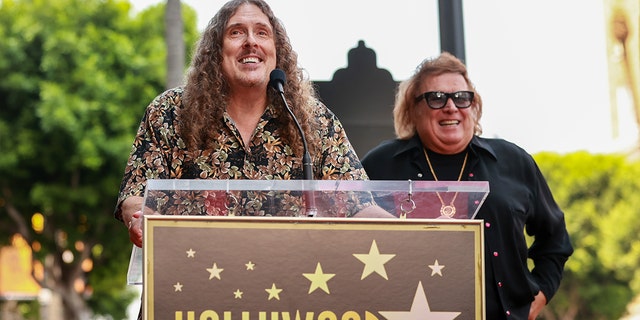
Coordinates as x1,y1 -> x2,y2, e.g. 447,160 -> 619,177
302,263 -> 335,294
186,248 -> 196,258
429,259 -> 445,276
353,240 -> 396,280
379,281 -> 460,319
245,261 -> 255,270
265,283 -> 283,300
173,282 -> 183,292
233,289 -> 243,299
206,262 -> 224,280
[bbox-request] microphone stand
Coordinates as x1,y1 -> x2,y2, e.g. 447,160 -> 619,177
280,94 -> 317,217
270,70 -> 318,217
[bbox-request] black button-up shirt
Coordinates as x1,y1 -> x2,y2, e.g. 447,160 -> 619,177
362,135 -> 573,320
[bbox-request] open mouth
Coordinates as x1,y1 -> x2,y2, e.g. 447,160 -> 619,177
240,57 -> 261,64
439,120 -> 460,126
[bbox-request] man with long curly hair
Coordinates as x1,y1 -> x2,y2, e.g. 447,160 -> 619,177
115,0 -> 391,249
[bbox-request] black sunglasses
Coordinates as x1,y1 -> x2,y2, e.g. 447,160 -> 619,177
415,91 -> 474,109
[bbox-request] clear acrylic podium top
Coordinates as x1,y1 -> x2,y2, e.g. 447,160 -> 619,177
142,179 -> 490,220
128,179 -> 490,285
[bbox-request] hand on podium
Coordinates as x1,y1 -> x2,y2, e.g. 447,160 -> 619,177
121,196 -> 157,248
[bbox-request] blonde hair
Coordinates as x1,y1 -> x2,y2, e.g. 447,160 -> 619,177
393,52 -> 483,139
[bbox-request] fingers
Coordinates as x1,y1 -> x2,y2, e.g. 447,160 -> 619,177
528,291 -> 547,320
129,231 -> 142,248
128,211 -> 143,247
127,211 -> 142,231
128,226 -> 143,247
125,208 -> 159,248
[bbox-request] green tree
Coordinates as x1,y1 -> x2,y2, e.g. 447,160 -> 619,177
535,152 -> 640,320
0,0 -> 197,318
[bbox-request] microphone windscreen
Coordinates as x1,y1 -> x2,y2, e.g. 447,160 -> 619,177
269,68 -> 286,90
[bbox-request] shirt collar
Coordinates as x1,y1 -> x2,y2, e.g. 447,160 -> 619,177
469,136 -> 498,160
393,134 -> 423,157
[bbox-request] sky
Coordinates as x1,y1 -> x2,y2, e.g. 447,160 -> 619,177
130,0 -> 640,155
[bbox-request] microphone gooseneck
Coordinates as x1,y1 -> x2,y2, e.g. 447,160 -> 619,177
268,69 -> 317,217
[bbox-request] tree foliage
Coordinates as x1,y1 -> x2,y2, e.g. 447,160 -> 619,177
0,0 -> 197,318
535,151 -> 640,319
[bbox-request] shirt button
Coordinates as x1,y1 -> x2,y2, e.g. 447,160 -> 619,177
417,173 -> 423,178
493,252 -> 499,257
498,282 -> 503,287
485,222 -> 491,228
506,311 -> 511,316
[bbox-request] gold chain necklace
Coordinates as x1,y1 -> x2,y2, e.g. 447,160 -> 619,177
423,149 -> 468,218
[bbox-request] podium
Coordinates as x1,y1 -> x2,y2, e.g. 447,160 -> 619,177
131,179 -> 489,320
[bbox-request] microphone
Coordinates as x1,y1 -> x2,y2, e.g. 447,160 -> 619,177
269,69 -> 317,217
268,69 -> 286,95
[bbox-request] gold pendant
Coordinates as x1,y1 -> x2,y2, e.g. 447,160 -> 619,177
440,205 -> 456,218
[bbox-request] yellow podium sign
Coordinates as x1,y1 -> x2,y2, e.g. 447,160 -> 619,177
143,216 -> 484,320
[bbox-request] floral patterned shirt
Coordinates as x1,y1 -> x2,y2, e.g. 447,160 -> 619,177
115,87 -> 370,219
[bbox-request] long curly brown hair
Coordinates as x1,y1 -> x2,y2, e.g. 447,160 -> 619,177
181,0 -> 319,157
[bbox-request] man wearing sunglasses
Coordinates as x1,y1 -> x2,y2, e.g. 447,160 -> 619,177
361,52 -> 573,320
